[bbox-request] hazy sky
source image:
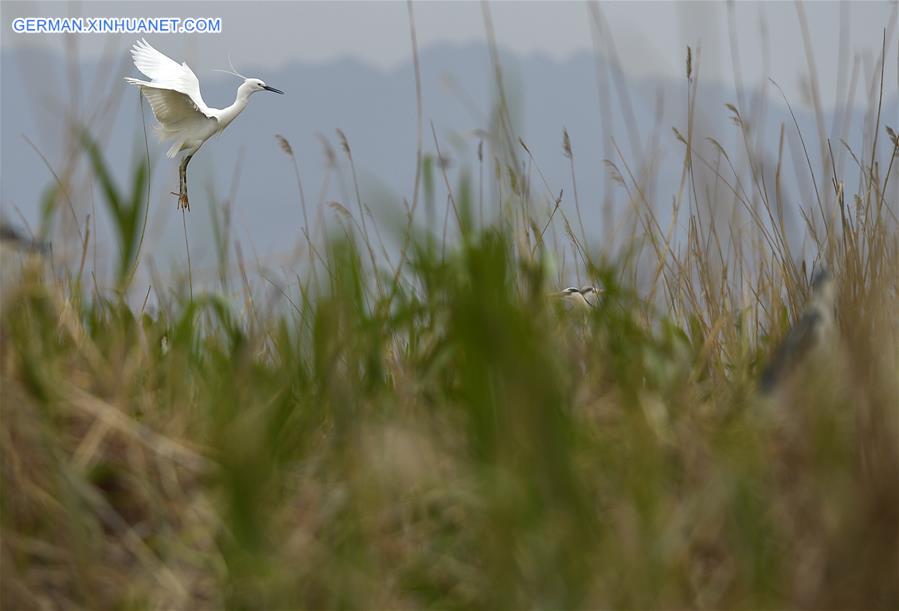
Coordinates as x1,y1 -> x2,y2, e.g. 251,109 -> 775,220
2,1 -> 896,110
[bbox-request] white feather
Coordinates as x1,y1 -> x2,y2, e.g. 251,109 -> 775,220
129,38 -> 212,115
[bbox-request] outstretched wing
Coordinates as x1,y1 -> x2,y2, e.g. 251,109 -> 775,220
125,78 -> 217,157
128,38 -> 212,116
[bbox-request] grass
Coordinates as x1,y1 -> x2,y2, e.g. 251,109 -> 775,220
2,12 -> 898,610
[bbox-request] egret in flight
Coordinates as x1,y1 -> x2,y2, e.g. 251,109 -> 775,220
125,38 -> 283,210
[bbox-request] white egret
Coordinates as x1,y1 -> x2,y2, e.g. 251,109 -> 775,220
555,286 -> 603,308
124,38 -> 283,210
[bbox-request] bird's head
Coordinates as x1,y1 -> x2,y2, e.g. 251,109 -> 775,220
810,265 -> 836,306
578,285 -> 604,306
243,77 -> 284,95
810,266 -> 831,290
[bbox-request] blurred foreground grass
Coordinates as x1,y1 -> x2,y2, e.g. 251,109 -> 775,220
2,211 -> 897,608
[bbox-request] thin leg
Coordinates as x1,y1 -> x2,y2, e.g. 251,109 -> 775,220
177,153 -> 194,211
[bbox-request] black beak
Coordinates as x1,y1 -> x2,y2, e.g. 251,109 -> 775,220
263,85 -> 284,94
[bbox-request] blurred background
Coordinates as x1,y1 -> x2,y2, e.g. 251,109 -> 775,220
2,1 -> 896,289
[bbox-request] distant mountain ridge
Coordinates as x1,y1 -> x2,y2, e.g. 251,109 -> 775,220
1,42 -> 894,274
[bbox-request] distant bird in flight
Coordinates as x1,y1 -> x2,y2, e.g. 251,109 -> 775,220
555,285 -> 603,308
125,38 -> 283,211
759,266 -> 837,393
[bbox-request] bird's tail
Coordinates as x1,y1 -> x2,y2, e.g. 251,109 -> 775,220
165,140 -> 184,159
